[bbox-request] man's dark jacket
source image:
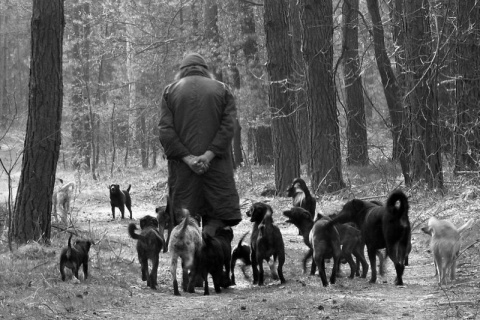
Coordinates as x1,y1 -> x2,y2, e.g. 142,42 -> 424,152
159,71 -> 241,225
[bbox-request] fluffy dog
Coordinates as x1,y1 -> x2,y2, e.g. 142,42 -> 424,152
421,217 -> 474,285
59,234 -> 92,281
287,178 -> 316,220
284,207 -> 366,278
327,190 -> 411,285
248,202 -> 285,285
53,179 -> 75,223
230,231 -> 252,285
197,226 -> 234,295
168,211 -> 203,295
109,184 -> 132,220
128,215 -> 164,289
309,216 -> 342,286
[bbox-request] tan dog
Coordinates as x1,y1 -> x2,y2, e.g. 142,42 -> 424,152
421,217 -> 474,285
53,179 -> 75,223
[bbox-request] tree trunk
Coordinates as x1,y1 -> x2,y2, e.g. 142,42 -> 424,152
0,9 -> 7,125
404,0 -> 443,189
248,126 -> 274,165
70,0 -> 91,170
14,0 -> 64,243
232,118 -> 243,168
343,0 -> 368,166
455,0 -> 480,172
367,0 -> 410,185
264,0 -> 300,195
289,0 -> 309,168
204,0 -> 222,81
301,0 -> 345,193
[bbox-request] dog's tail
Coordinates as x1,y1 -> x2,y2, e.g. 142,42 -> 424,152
237,231 -> 250,247
66,233 -> 73,259
126,184 -> 131,192
58,182 -> 75,193
386,189 -> 409,216
128,223 -> 143,240
458,218 -> 474,234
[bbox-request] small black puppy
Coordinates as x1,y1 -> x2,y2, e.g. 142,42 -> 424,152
248,202 -> 285,286
287,178 -> 316,220
197,226 -> 234,295
109,184 -> 132,219
128,215 -> 164,289
59,234 -> 92,281
230,231 -> 251,285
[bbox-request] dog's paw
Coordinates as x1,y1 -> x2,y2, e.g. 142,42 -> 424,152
71,277 -> 81,284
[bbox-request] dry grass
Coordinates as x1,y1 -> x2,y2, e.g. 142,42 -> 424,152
0,161 -> 479,319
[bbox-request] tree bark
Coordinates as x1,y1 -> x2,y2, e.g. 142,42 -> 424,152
404,0 -> 443,189
14,0 -> 64,243
204,0 -> 223,81
264,0 -> 300,195
367,0 -> 410,185
301,0 -> 345,193
343,0 -> 369,166
455,0 -> 480,172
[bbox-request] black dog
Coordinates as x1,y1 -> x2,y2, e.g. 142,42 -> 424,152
128,215 -> 164,289
326,190 -> 411,285
310,216 -> 342,286
196,226 -> 234,295
247,202 -> 285,286
109,184 -> 132,219
283,207 -> 367,278
156,204 -> 169,253
59,234 -> 92,281
230,231 -> 251,285
287,178 -> 316,220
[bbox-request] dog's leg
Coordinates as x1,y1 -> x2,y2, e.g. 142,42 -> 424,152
82,259 -> 88,280
258,258 -> 265,286
330,256 -> 340,285
181,260 -> 190,292
140,256 -> 148,282
278,252 -> 286,284
171,255 -> 180,295
120,205 -> 125,220
230,254 -> 237,285
318,258 -> 328,287
353,247 -> 368,278
151,256 -> 159,290
111,206 -> 116,220
367,247 -> 378,284
268,258 -> 279,280
251,249 -> 259,285
203,272 -> 210,295
450,258 -> 457,281
60,262 -> 66,281
344,253 -> 356,279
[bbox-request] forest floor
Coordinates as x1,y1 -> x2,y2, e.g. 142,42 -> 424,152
1,163 -> 480,320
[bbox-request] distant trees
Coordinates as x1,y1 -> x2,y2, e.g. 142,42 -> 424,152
14,0 -> 64,243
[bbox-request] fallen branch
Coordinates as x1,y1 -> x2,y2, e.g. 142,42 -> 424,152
438,301 -> 477,306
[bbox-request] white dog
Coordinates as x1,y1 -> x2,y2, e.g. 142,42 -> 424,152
53,179 -> 75,223
421,217 -> 474,285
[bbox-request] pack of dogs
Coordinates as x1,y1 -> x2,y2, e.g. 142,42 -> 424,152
57,179 -> 476,295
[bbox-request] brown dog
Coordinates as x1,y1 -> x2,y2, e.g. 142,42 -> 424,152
421,217 -> 474,285
128,215 -> 164,289
53,180 -> 75,224
230,231 -> 251,285
168,211 -> 203,295
109,184 -> 132,219
247,202 -> 286,285
59,234 -> 92,281
287,178 -> 316,220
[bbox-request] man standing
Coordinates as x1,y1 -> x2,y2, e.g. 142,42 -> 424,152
159,53 -> 242,236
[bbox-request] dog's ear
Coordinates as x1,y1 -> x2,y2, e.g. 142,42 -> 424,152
421,226 -> 432,236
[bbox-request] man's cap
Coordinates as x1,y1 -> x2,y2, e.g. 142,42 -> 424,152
180,53 -> 208,70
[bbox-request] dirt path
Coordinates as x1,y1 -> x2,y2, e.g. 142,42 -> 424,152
1,188 -> 479,320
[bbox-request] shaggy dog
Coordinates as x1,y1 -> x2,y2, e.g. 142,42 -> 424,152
109,184 -> 132,219
59,234 -> 92,281
247,202 -> 285,285
421,217 -> 474,285
197,226 -> 234,295
309,216 -> 342,286
287,178 -> 316,220
327,190 -> 411,285
230,231 -> 252,285
53,179 -> 75,224
168,211 -> 203,295
128,215 -> 164,289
